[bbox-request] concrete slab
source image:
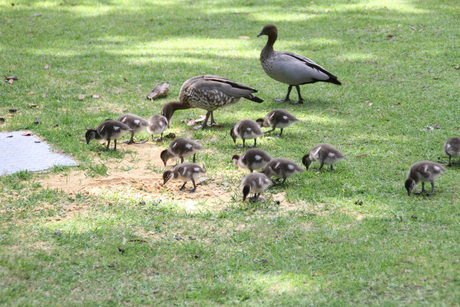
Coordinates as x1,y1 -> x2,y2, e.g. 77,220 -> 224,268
0,131 -> 79,175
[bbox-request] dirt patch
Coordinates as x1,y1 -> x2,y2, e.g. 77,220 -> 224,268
38,142 -> 298,212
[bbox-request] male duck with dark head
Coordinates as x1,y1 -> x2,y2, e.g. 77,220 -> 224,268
257,24 -> 341,104
85,119 -> 132,151
161,75 -> 263,128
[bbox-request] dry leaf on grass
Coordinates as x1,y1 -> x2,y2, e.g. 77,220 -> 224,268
92,94 -> 101,99
78,95 -> 85,100
44,64 -> 50,69
147,82 -> 170,100
21,132 -> 33,136
27,103 -> 37,108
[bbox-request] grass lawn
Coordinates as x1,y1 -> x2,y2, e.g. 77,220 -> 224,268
1,0 -> 459,305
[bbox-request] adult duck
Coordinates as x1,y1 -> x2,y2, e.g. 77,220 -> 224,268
161,75 -> 263,128
257,24 -> 341,104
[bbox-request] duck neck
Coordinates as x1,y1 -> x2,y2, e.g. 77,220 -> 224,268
161,101 -> 190,122
261,34 -> 276,60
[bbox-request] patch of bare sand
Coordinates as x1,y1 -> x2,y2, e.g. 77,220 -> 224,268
39,141 -> 304,214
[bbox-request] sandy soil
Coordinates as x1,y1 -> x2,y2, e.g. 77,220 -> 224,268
39,141 -> 294,212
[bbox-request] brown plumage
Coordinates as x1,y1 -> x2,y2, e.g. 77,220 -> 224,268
230,119 -> 264,148
444,137 -> 460,166
232,148 -> 272,173
256,109 -> 299,136
258,24 -> 341,104
161,75 -> 263,128
160,138 -> 204,166
302,143 -> 345,171
405,161 -> 446,196
85,119 -> 132,151
261,158 -> 304,185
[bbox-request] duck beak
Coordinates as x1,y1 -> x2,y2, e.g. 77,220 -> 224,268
257,31 -> 263,37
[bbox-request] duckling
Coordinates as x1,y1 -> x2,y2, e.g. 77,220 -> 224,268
161,75 -> 263,128
261,158 -> 304,185
117,114 -> 149,144
230,119 -> 263,148
147,114 -> 169,141
163,162 -> 205,193
232,148 -> 272,173
241,173 -> 273,201
444,137 -> 460,166
256,109 -> 299,136
405,161 -> 446,196
258,24 -> 341,104
85,119 -> 132,150
160,138 -> 204,166
302,143 -> 345,171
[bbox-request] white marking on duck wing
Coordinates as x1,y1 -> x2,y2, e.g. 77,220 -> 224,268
328,152 -> 336,158
246,127 -> 253,132
186,143 -> 192,149
172,142 -> 178,148
434,166 -> 440,172
181,168 -> 188,176
312,146 -> 322,157
113,126 -> 120,131
274,162 -> 280,169
255,155 -> 262,161
423,165 -> 429,173
100,125 -> 106,132
282,115 -> 288,120
288,164 -> 294,170
269,113 -> 276,120
134,119 -> 141,125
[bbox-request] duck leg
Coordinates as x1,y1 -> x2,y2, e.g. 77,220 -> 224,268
414,182 -> 425,195
125,131 -> 135,144
447,155 -> 452,167
179,182 -> 187,191
330,164 -> 335,171
427,181 -> 435,195
276,85 -> 293,103
209,112 -> 216,125
192,153 -> 196,163
106,139 -> 111,150
253,138 -> 257,147
289,85 -> 304,105
189,179 -> 197,193
278,128 -> 284,137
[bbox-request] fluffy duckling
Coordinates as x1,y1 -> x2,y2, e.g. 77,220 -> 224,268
163,162 -> 205,193
241,173 -> 273,201
302,143 -> 345,171
160,138 -> 204,166
232,148 -> 272,173
256,109 -> 299,136
444,137 -> 460,166
85,119 -> 132,150
147,114 -> 169,141
161,75 -> 263,128
258,24 -> 341,104
117,114 -> 149,144
230,119 -> 263,148
405,161 -> 446,196
261,158 -> 304,185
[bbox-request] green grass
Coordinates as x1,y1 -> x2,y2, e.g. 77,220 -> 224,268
1,0 -> 459,305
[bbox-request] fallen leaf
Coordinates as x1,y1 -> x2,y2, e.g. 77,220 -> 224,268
44,64 -> 50,69
21,132 -> 33,136
78,95 -> 85,100
8,79 -> 14,84
239,35 -> 250,39
368,103 -> 373,107
6,135 -> 13,138
165,133 -> 175,139
30,14 -> 42,17
27,103 -> 37,108
147,82 -> 169,100
187,118 -> 196,126
34,141 -> 41,143
410,26 -> 416,30
5,76 -> 18,81
356,154 -> 369,158
34,119 -> 40,125
92,94 -> 101,99
194,114 -> 206,123
454,66 -> 460,69
9,108 -> 17,113
42,93 -> 48,98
